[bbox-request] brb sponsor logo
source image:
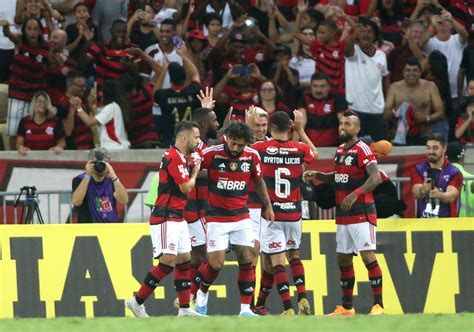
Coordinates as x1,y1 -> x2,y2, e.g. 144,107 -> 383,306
335,173 -> 349,183
217,179 -> 246,190
268,241 -> 282,249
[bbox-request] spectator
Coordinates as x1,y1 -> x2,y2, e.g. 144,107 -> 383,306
46,29 -> 77,106
194,0 -> 244,32
119,73 -> 160,149
455,96 -> 474,144
87,19 -> 140,103
298,72 -> 348,147
153,54 -> 201,147
295,18 -> 351,94
384,57 -> 445,145
1,17 -> 50,149
213,63 -> 265,122
75,80 -> 132,150
72,148 -> 129,223
256,80 -> 290,116
186,29 -> 211,86
289,27 -> 316,89
16,91 -> 66,155
387,20 -> 427,83
458,40 -> 474,100
367,0 -> 404,46
425,50 -> 452,140
0,0 -> 17,83
421,7 -> 468,112
57,72 -> 95,150
345,18 -> 390,141
447,141 -> 474,217
92,0 -> 128,42
66,2 -> 98,87
145,18 -> 183,88
127,3 -> 159,51
202,12 -> 222,47
15,0 -> 63,40
270,43 -> 299,108
153,0 -> 181,28
411,133 -> 463,218
370,16 -> 395,55
243,22 -> 276,78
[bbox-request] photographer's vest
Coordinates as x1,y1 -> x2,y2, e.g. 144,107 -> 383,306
415,161 -> 462,218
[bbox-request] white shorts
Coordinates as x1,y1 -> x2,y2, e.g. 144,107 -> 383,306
206,219 -> 255,253
260,219 -> 302,255
249,208 -> 262,241
336,222 -> 376,254
7,98 -> 30,136
187,217 -> 207,247
150,221 -> 191,258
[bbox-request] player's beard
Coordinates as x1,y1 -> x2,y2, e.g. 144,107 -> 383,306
339,131 -> 353,143
225,144 -> 243,158
207,127 -> 218,139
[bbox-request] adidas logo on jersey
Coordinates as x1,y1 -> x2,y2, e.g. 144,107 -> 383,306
218,163 -> 226,171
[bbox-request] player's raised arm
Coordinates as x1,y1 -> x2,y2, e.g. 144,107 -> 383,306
293,109 -> 319,159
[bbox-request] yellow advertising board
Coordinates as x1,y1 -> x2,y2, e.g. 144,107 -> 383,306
0,219 -> 472,318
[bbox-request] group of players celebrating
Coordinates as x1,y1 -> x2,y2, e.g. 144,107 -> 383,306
125,90 -> 385,317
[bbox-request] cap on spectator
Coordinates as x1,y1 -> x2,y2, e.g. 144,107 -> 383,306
188,29 -> 207,41
371,140 -> 392,157
274,43 -> 292,56
88,148 -> 111,162
168,62 -> 186,85
229,32 -> 247,43
447,142 -> 465,162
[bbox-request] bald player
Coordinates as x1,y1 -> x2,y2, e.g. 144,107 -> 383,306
304,111 -> 384,315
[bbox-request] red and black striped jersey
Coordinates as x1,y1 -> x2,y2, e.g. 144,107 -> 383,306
334,140 -> 377,225
252,139 -> 316,221
17,116 -> 65,150
8,41 -> 50,101
201,144 -> 263,222
399,0 -> 417,17
298,93 -> 348,147
185,140 -> 208,223
128,84 -> 159,146
87,41 -> 139,101
151,147 -> 190,224
248,136 -> 271,209
310,39 -> 346,93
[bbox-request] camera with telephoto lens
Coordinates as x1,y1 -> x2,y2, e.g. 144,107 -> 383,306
92,160 -> 107,173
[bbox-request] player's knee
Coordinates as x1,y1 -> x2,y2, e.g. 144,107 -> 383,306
361,251 -> 376,266
285,249 -> 300,261
208,255 -> 224,271
337,253 -> 353,267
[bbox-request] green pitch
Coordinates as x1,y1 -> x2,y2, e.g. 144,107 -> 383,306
0,314 -> 472,332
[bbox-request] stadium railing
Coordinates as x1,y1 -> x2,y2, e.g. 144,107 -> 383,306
1,177 -> 473,224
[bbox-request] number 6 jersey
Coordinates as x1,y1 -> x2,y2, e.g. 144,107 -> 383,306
252,139 -> 316,221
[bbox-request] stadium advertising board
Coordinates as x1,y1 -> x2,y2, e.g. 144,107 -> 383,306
0,219 -> 472,318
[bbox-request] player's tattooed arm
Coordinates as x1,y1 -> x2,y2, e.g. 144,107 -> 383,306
359,162 -> 382,194
302,171 -> 335,184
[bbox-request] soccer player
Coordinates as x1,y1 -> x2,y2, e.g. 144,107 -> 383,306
253,111 -> 317,316
303,111 -> 384,315
126,121 -> 203,318
187,106 -> 219,301
194,122 -> 275,316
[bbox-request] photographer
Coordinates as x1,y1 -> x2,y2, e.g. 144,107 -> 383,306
411,133 -> 463,218
71,148 -> 129,223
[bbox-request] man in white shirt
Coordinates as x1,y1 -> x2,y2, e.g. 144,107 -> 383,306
422,8 -> 468,102
0,0 -> 17,83
345,19 -> 390,141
